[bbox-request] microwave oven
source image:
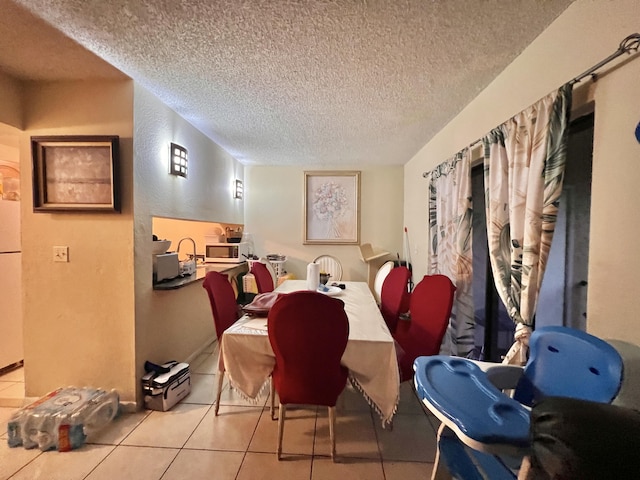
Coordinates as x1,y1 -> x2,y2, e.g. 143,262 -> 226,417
205,242 -> 249,263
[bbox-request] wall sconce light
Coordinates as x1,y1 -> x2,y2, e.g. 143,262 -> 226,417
234,179 -> 243,199
170,143 -> 188,177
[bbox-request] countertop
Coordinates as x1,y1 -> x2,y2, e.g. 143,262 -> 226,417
153,262 -> 248,290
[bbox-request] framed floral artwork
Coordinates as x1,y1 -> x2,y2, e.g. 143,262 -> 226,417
304,171 -> 360,245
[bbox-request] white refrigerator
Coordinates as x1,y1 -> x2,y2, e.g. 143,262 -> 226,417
0,189 -> 23,370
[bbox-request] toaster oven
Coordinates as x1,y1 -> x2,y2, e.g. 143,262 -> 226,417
205,242 -> 249,263
153,252 -> 180,282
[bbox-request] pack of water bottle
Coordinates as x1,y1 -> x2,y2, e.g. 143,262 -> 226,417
7,386 -> 120,452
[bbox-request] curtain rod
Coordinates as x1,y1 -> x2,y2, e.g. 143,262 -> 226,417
422,33 -> 640,179
570,33 -> 640,85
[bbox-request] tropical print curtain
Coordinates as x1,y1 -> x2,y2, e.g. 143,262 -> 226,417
482,84 -> 572,365
428,148 -> 474,357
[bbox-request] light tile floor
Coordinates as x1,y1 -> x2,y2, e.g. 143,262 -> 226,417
0,367 -> 25,409
0,342 -> 439,480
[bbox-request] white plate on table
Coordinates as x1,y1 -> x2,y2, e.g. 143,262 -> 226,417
317,285 -> 342,296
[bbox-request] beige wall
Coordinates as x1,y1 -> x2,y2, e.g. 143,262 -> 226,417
132,84 -> 245,401
587,55 -> 640,342
245,165 -> 404,284
13,78 -> 246,405
131,85 -> 244,224
404,0 -> 640,343
0,70 -> 23,129
0,71 -> 248,406
20,79 -> 137,400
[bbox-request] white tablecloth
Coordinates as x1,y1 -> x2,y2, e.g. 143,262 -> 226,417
219,280 -> 400,426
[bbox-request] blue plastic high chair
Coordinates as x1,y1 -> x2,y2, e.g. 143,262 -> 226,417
413,326 -> 624,479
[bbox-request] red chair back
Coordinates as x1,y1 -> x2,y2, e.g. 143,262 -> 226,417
202,271 -> 240,340
394,274 -> 455,381
380,266 -> 411,334
268,291 -> 349,406
251,261 -> 275,293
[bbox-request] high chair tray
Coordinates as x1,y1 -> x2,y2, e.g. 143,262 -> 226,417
413,356 -> 530,451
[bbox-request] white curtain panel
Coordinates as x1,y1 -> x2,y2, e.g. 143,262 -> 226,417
482,84 -> 572,365
428,148 -> 474,357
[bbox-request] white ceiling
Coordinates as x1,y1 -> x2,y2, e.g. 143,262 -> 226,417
2,0 -> 574,166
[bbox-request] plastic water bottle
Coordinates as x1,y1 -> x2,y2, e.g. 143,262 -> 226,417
6,387 -> 120,452
82,390 -> 120,437
7,409 -> 27,448
58,389 -> 120,451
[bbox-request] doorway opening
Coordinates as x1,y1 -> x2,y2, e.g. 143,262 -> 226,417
0,121 -> 24,406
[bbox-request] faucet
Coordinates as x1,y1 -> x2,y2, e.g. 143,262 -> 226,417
176,237 -> 197,264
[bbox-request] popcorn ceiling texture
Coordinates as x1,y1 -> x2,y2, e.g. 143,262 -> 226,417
0,0 -> 126,81
6,0 -> 573,165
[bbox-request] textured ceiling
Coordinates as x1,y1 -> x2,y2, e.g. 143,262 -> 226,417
0,0 -> 126,81
3,0 -> 574,166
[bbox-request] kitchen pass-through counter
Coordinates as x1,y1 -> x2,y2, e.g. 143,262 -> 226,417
153,262 -> 248,290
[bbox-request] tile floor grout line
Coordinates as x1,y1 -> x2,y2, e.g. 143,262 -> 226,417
309,405 -> 318,480
7,449 -> 43,479
234,450 -> 249,480
110,408 -> 152,447
234,399 -> 273,480
81,444 -> 119,480
368,406 -> 387,480
157,445 -> 184,480
177,403 -> 214,449
82,382 -> 201,480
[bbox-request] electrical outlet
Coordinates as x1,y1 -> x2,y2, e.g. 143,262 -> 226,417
53,246 -> 69,263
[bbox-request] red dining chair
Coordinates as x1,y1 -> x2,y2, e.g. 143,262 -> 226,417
251,261 -> 275,293
379,266 -> 411,334
267,291 -> 349,461
202,271 -> 241,414
393,274 -> 455,382
202,271 -> 240,340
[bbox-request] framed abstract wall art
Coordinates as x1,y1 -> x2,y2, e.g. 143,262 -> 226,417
31,135 -> 120,212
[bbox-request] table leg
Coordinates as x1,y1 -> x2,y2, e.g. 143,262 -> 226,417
215,369 -> 224,415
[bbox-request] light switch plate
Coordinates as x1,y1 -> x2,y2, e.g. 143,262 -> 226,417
53,246 -> 69,262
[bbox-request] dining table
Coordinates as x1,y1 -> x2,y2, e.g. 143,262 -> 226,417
218,280 -> 400,427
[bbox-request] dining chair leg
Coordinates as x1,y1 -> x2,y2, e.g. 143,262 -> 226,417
277,403 -> 286,460
270,376 -> 276,420
214,370 -> 225,416
328,406 -> 337,461
431,422 -> 452,480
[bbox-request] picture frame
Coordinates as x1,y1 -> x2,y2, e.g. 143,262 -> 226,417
304,171 -> 360,245
31,135 -> 120,212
